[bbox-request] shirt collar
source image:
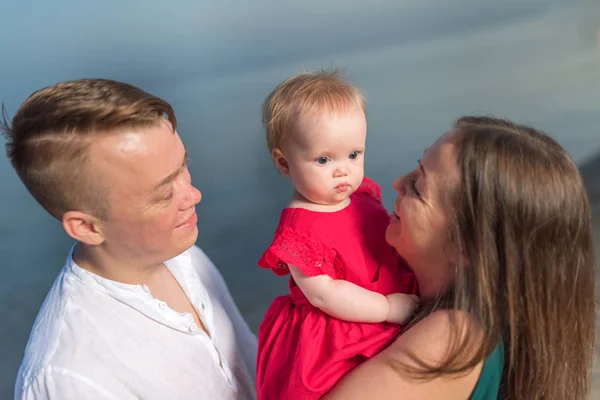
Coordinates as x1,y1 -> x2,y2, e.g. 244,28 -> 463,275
64,243 -> 213,335
65,243 -> 181,296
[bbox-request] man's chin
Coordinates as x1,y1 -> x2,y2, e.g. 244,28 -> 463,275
183,229 -> 199,251
166,229 -> 199,260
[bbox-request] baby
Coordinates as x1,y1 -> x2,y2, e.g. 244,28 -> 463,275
256,70 -> 419,400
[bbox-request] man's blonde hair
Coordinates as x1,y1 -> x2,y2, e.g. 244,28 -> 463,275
2,79 -> 177,220
262,69 -> 365,151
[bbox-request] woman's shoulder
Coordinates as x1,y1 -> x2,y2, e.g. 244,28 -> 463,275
469,340 -> 504,400
323,310 -> 485,399
384,310 -> 488,397
387,310 -> 479,356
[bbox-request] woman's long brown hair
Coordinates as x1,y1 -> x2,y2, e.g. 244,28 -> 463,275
403,116 -> 596,399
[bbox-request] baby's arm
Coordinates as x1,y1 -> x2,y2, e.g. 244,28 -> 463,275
289,265 -> 418,324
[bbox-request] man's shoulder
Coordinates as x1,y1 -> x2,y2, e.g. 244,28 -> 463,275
16,268 -> 85,387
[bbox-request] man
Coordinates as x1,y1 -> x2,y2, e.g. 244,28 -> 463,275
2,79 -> 257,399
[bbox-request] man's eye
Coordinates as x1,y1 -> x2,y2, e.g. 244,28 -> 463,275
316,156 -> 330,165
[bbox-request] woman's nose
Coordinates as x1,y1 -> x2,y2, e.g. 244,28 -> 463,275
393,176 -> 407,197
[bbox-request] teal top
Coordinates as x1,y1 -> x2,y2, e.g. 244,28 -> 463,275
469,341 -> 504,400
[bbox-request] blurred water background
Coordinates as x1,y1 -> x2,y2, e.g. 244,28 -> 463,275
1,0 -> 599,397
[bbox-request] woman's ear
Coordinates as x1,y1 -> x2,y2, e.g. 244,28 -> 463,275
271,148 -> 290,176
445,240 -> 471,268
62,211 -> 106,246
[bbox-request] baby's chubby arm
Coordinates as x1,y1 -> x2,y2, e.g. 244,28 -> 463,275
288,265 -> 419,324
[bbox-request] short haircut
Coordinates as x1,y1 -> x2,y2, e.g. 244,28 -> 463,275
2,78 -> 177,220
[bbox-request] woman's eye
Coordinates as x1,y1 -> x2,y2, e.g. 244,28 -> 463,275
316,156 -> 330,165
349,151 -> 359,160
410,180 -> 420,197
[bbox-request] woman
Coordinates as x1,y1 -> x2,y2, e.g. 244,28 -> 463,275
324,116 -> 596,399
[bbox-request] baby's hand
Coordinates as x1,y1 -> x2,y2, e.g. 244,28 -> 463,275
385,293 -> 419,325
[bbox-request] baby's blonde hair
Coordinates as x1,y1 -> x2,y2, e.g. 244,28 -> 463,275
262,69 -> 366,152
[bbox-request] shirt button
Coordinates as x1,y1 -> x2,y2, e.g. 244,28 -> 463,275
158,301 -> 168,310
201,303 -> 206,311
188,323 -> 198,332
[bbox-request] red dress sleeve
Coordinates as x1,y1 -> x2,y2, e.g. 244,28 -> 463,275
356,176 -> 382,203
258,225 -> 340,278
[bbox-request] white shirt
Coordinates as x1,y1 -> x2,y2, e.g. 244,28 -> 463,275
14,244 -> 257,400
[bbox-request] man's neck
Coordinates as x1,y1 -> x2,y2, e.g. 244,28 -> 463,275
73,242 -> 164,285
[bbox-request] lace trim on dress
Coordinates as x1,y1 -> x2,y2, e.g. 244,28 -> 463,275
258,226 -> 340,278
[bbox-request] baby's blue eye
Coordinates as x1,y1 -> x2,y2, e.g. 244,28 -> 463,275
349,152 -> 359,160
316,156 -> 330,165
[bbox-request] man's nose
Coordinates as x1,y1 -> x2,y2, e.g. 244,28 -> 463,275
180,183 -> 202,210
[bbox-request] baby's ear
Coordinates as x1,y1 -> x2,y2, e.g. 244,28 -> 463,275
271,148 -> 290,176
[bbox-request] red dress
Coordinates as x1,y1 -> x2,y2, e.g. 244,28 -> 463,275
256,178 -> 418,400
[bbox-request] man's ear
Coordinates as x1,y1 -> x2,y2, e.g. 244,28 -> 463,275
62,211 -> 106,246
271,148 -> 290,176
